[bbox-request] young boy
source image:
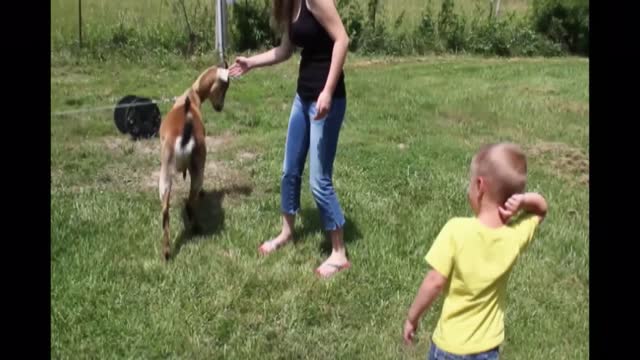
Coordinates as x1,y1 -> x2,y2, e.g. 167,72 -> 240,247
403,143 -> 548,360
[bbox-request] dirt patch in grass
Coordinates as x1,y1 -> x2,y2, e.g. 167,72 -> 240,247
519,85 -> 559,96
347,57 -> 435,69
102,136 -> 159,157
57,132 -> 252,195
518,88 -> 588,116
203,161 -> 253,197
101,131 -> 235,157
346,56 -> 581,70
141,132 -> 252,200
436,110 -> 476,129
237,151 -> 259,162
51,73 -> 94,85
145,159 -> 251,200
348,59 -> 387,68
527,142 -> 589,186
555,100 -> 589,116
205,132 -> 235,151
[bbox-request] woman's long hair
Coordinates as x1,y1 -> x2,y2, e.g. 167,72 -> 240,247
272,0 -> 294,33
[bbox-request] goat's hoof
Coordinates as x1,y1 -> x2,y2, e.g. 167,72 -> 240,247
163,248 -> 171,261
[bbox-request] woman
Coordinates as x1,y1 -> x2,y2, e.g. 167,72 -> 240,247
229,0 -> 350,278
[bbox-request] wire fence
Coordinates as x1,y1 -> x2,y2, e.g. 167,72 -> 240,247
52,0 -> 523,52
51,1 -> 568,61
51,0 -> 227,53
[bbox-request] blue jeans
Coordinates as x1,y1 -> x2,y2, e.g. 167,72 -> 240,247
429,342 -> 499,360
280,94 -> 346,231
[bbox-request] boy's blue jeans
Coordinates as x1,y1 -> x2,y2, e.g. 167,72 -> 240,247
280,94 -> 346,231
429,342 -> 499,360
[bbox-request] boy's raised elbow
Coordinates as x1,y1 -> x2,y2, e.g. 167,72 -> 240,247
539,200 -> 548,220
524,192 -> 548,221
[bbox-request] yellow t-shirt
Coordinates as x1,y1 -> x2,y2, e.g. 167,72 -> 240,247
425,214 -> 540,355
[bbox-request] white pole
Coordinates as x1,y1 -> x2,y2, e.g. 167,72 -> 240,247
215,0 -> 227,62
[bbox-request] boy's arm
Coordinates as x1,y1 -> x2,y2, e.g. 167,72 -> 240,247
521,192 -> 548,221
499,192 -> 548,223
403,269 -> 447,345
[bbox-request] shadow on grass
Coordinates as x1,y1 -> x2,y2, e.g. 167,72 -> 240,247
296,208 -> 363,256
171,185 -> 253,260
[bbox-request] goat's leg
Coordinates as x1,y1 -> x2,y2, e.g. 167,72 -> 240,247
159,155 -> 173,261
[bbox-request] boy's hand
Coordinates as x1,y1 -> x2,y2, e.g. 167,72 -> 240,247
499,193 -> 524,222
404,270 -> 446,346
500,192 -> 548,223
403,319 -> 418,345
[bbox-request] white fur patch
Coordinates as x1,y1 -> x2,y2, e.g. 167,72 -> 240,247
174,136 -> 196,173
158,166 -> 172,201
218,68 -> 229,83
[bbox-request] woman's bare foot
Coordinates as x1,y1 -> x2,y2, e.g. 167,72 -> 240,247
259,214 -> 295,256
258,231 -> 292,256
315,228 -> 350,278
315,251 -> 350,278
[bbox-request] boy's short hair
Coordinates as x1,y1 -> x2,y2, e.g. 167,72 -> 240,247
471,143 -> 527,204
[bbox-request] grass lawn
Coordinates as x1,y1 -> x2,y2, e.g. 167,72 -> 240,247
51,53 -> 588,359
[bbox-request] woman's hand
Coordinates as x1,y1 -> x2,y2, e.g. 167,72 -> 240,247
314,90 -> 332,120
229,56 -> 254,77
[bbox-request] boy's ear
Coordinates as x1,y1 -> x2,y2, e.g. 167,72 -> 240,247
476,176 -> 486,194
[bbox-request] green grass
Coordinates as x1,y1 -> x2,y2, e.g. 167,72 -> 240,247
51,53 -> 588,359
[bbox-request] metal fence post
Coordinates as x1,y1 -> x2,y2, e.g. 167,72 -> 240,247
78,0 -> 83,48
215,0 -> 228,62
215,0 -> 225,61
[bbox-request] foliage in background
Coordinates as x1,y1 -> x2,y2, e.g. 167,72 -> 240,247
531,0 -> 589,55
229,0 -> 278,52
50,0 -> 588,59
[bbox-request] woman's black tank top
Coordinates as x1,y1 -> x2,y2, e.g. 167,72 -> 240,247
289,0 -> 346,101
